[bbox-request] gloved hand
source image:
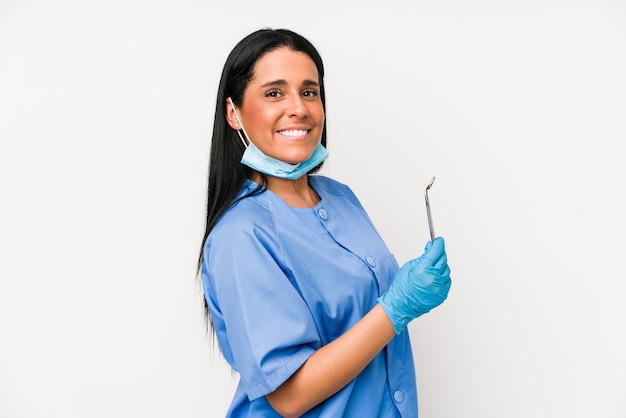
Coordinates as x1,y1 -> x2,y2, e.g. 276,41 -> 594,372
378,237 -> 452,334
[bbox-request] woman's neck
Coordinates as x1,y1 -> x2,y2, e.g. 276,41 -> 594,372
251,173 -> 320,208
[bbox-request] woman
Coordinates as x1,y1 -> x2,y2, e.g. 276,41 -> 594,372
199,28 -> 451,418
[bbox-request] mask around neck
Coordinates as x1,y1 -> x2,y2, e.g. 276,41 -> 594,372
240,141 -> 328,180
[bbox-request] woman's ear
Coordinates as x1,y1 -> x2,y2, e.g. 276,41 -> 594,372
225,98 -> 241,130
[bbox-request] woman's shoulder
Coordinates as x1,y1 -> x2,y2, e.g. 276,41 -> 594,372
215,193 -> 271,229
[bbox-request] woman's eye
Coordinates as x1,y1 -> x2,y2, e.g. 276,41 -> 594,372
265,89 -> 282,98
302,89 -> 319,98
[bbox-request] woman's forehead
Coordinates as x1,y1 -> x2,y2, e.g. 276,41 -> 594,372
249,48 -> 319,85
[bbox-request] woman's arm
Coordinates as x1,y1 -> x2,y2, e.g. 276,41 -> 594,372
265,303 -> 395,418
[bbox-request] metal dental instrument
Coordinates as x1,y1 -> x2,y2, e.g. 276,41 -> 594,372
424,177 -> 436,242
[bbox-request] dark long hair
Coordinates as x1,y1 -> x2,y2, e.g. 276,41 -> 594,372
198,28 -> 328,329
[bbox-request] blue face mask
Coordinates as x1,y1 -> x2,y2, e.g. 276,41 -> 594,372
228,97 -> 328,180
240,141 -> 328,180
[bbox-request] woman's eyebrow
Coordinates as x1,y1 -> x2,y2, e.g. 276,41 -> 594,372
260,79 -> 320,88
303,79 -> 320,87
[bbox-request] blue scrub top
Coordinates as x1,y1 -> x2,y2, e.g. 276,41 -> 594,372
202,175 -> 418,417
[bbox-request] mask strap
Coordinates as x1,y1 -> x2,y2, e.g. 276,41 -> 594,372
227,97 -> 250,149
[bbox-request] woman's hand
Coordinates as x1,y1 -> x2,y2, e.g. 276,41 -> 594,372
378,237 -> 452,334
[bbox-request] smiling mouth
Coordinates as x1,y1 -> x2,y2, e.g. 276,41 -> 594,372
278,129 -> 310,137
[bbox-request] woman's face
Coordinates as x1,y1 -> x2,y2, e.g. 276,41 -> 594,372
227,48 -> 325,165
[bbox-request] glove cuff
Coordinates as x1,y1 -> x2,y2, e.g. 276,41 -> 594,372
377,294 -> 410,335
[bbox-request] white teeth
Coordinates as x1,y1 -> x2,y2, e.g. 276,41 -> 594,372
280,129 -> 308,137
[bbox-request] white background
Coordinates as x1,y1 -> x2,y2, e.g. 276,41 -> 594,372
1,1 -> 625,417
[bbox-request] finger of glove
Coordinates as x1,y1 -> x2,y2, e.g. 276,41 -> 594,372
422,269 -> 452,299
423,236 -> 445,251
431,251 -> 448,275
420,237 -> 445,267
441,264 -> 451,281
407,238 -> 444,269
395,260 -> 416,284
405,282 -> 449,314
424,263 -> 451,285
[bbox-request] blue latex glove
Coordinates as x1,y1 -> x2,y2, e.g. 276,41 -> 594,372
378,237 -> 452,334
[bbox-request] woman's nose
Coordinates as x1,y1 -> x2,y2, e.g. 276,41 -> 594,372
286,94 -> 308,118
